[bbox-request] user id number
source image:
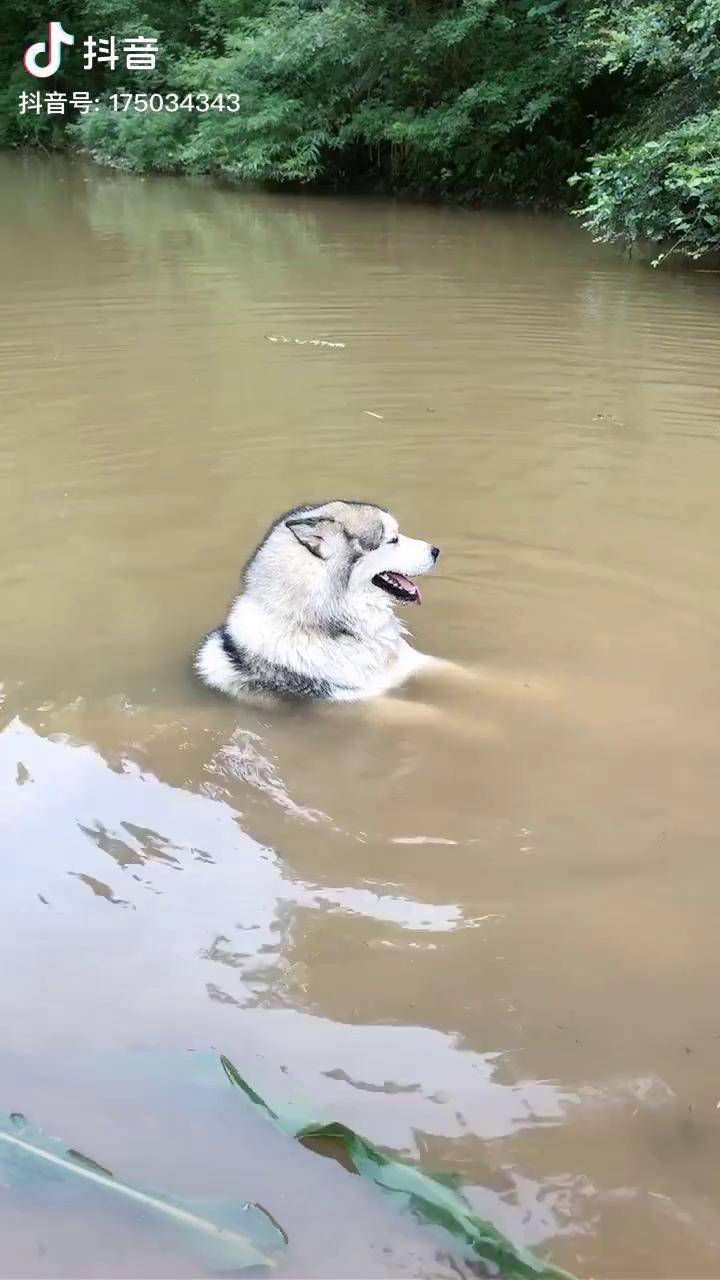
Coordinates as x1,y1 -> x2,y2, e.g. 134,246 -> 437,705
109,93 -> 240,113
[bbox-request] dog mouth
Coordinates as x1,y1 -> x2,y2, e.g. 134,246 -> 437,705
372,571 -> 421,604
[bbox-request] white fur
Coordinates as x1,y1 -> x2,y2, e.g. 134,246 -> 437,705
195,502 -> 440,703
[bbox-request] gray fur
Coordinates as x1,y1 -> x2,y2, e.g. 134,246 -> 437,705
194,499 -> 440,704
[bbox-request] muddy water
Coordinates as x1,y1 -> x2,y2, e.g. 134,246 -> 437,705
2,151 -> 720,1277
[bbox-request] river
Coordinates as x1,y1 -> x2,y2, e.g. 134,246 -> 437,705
2,152 -> 720,1277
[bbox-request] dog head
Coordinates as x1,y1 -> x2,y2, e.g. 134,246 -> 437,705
244,500 -> 439,625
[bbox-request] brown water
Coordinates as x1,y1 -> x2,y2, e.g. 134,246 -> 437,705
2,151 -> 720,1278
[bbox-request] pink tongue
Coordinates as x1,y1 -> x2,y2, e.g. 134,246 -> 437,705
387,572 -> 421,602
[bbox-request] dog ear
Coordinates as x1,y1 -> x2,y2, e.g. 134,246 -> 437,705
286,516 -> 341,560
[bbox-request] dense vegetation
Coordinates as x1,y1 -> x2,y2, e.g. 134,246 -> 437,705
3,0 -> 720,260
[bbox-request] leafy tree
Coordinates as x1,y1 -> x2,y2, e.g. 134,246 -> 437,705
2,0 -> 719,260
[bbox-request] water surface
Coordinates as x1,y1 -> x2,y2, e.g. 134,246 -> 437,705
2,152 -> 720,1277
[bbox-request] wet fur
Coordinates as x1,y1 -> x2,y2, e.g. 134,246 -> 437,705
194,500 -> 440,704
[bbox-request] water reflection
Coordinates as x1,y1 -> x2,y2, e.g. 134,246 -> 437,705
0,714 -> 582,1273
4,712 -> 718,1277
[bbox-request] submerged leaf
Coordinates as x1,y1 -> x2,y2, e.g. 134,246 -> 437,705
0,1113 -> 284,1272
220,1057 -> 575,1280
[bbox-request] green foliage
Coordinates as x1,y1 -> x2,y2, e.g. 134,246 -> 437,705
571,0 -> 720,259
2,0 -> 720,259
574,111 -> 720,262
221,1055 -> 576,1280
70,0 -> 600,201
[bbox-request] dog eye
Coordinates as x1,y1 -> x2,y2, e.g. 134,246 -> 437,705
388,535 -> 399,545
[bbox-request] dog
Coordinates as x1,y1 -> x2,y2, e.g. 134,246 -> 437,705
194,500 -> 440,704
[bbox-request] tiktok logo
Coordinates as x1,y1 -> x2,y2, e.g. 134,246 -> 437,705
23,20 -> 75,78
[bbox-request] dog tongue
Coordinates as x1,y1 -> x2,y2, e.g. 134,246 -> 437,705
387,572 -> 422,603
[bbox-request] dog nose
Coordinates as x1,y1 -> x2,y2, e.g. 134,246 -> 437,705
431,546 -> 440,562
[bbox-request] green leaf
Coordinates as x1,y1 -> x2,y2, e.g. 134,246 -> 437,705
0,1112 -> 285,1272
220,1057 -> 575,1280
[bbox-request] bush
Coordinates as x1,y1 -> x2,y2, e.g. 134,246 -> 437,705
574,111 -> 720,262
3,0 -> 720,260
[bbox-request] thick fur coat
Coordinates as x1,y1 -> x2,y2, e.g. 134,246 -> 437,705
194,500 -> 440,703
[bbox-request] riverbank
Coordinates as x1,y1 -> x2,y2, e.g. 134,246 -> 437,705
12,137 -> 720,273
4,2 -> 720,264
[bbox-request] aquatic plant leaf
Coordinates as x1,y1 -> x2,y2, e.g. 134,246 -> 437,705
0,1113 -> 284,1272
221,1056 -> 574,1280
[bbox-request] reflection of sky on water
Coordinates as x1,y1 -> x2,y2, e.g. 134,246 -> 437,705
0,717 -> 569,1145
1,716 -> 468,937
0,715 -> 697,1262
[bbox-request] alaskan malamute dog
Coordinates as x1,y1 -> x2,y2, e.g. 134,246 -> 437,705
194,500 -> 440,703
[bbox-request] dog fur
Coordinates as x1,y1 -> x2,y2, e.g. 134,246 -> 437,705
194,500 -> 440,703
